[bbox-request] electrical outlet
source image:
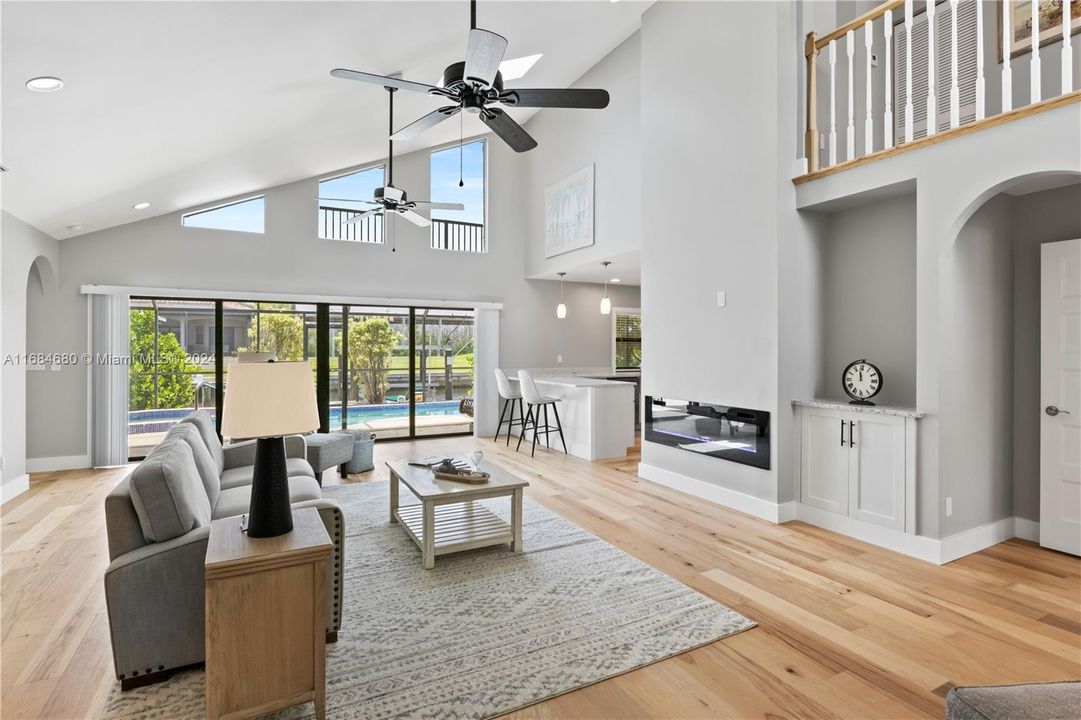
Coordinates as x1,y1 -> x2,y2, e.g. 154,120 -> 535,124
871,52 -> 879,68
945,497 -> 953,517
556,354 -> 563,364
716,291 -> 726,307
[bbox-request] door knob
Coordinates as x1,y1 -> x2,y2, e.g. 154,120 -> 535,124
1045,405 -> 1071,417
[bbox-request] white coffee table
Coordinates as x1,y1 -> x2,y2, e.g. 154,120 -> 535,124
386,460 -> 529,569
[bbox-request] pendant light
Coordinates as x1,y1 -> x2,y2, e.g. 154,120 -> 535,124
556,272 -> 568,319
600,262 -> 612,315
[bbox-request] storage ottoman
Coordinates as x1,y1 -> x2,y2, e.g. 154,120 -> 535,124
304,432 -> 353,485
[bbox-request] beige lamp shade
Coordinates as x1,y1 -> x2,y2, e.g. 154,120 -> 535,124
221,361 -> 319,439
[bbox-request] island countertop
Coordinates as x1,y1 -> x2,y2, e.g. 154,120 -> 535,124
512,375 -> 637,389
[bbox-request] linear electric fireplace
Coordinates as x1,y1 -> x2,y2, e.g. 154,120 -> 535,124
644,396 -> 770,470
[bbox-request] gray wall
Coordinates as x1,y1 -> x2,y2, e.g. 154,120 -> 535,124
1,211 -> 62,487
1011,183 -> 1081,522
24,135 -> 638,463
820,193 -> 917,406
521,31 -> 641,279
640,1 -> 793,503
940,194 -> 1015,536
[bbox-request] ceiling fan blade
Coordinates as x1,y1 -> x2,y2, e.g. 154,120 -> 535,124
346,208 -> 382,225
330,69 -> 437,94
480,107 -> 538,153
411,201 -> 466,210
464,28 -> 508,87
318,197 -> 378,205
391,106 -> 461,141
499,88 -> 610,109
396,209 -> 431,227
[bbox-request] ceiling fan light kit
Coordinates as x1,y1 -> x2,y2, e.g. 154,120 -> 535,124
330,0 -> 611,154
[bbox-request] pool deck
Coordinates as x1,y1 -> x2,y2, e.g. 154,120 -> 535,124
128,413 -> 473,457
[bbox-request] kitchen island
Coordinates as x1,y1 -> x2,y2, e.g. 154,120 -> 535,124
508,373 -> 636,461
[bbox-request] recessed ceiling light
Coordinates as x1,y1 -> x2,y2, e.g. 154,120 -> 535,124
610,278 -> 621,283
26,76 -> 64,92
0,165 -> 8,173
132,201 -> 151,210
499,54 -> 543,81
66,224 -> 83,232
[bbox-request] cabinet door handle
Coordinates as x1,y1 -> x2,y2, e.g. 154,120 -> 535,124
848,421 -> 855,447
840,419 -> 846,447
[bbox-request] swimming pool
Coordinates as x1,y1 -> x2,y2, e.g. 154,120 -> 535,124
129,401 -> 465,434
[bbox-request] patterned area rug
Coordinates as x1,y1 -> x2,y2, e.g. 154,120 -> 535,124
103,479 -> 754,719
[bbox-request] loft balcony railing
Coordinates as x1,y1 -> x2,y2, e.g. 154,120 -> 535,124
319,205 -> 485,252
800,0 -> 1080,183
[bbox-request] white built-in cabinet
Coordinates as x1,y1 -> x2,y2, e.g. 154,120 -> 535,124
795,401 -> 919,533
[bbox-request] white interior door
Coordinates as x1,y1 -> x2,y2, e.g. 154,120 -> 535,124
1040,239 -> 1081,556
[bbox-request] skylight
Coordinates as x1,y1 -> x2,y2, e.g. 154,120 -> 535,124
499,54 -> 542,81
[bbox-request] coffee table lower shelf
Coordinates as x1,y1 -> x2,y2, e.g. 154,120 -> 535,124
395,501 -> 513,562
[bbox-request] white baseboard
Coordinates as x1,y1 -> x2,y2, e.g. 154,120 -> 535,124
938,517 -> 1017,564
795,503 -> 943,563
1013,517 -> 1040,542
637,462 -> 791,523
26,454 -> 91,473
1,475 -> 30,505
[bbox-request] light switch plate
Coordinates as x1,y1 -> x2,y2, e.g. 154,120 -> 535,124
716,291 -> 726,307
556,354 -> 563,364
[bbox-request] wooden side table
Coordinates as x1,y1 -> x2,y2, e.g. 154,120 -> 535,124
205,507 -> 332,720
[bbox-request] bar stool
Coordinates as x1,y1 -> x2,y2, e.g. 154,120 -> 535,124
516,370 -> 567,457
493,368 -> 525,446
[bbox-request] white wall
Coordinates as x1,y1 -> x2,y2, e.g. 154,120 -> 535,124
521,31 -> 641,279
27,137 -> 639,463
820,193 -> 918,406
640,1 -> 791,504
1,211 -> 61,496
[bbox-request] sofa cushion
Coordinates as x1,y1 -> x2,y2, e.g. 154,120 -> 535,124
128,438 -> 212,543
169,423 -> 221,505
219,458 -> 316,490
180,411 -> 224,474
211,475 -> 322,520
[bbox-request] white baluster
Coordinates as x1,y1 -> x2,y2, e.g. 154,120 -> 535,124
865,20 -> 874,154
1002,0 -> 1013,111
1064,0 -> 1074,94
927,0 -> 937,135
1031,0 -> 1041,102
847,30 -> 855,160
949,0 -> 960,127
905,0 -> 914,142
885,9 -> 894,148
829,39 -> 837,165
975,0 -> 985,120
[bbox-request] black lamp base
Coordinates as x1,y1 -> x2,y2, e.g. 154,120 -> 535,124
246,436 -> 294,538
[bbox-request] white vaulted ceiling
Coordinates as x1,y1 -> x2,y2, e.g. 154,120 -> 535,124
1,1 -> 650,238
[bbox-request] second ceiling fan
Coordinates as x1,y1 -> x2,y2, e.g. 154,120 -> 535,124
318,86 -> 464,230
330,0 -> 610,153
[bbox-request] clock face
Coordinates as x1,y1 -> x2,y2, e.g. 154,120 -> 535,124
843,360 -> 882,401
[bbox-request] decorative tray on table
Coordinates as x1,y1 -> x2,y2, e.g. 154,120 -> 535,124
432,469 -> 491,484
410,457 -> 491,484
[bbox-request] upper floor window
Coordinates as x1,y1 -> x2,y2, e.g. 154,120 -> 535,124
318,165 -> 385,243
430,140 -> 486,253
182,195 -> 265,233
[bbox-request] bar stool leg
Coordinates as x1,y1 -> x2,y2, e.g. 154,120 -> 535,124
495,398 -> 509,443
517,404 -> 533,452
531,405 -> 541,457
505,399 -> 516,446
543,403 -> 551,448
552,402 -> 568,454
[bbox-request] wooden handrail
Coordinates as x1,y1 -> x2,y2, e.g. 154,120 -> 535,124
805,31 -> 820,172
816,0 -> 904,48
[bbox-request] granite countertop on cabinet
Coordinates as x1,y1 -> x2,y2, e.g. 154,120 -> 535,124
792,399 -> 924,419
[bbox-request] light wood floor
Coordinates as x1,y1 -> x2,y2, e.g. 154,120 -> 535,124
2,437 -> 1078,719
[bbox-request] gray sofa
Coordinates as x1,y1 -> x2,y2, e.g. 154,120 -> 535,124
104,411 -> 344,690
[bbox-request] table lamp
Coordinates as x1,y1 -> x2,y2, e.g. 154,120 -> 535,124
221,361 -> 319,537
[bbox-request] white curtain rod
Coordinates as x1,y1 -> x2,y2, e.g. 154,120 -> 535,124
80,284 -> 504,311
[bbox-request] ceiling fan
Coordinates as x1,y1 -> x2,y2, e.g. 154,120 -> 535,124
317,86 -> 464,231
329,0 -> 610,153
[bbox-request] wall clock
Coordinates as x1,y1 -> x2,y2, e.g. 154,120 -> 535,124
842,359 -> 882,405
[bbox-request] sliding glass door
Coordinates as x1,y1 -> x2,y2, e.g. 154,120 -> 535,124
128,297 -> 475,458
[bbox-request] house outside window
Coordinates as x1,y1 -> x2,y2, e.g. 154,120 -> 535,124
614,311 -> 642,370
